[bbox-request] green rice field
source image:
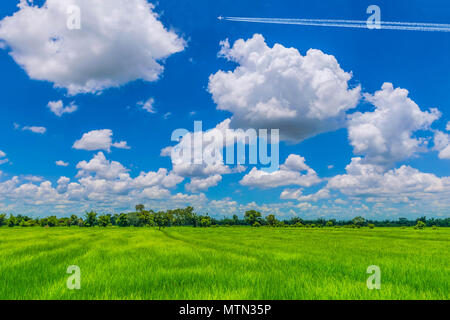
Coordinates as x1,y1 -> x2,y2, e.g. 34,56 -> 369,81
0,227 -> 448,300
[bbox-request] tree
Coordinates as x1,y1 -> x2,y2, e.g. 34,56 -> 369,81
69,215 -> 79,227
135,204 -> 145,212
266,214 -> 278,227
326,221 -> 334,227
154,211 -> 170,230
47,216 -> 59,227
76,218 -> 85,227
352,216 -> 366,227
116,213 -> 128,227
127,212 -> 142,227
84,211 -> 98,227
415,221 -> 426,229
7,215 -> 17,227
139,210 -> 154,226
199,215 -> 212,227
98,214 -> 112,227
232,214 -> 240,225
0,214 -> 6,227
245,210 -> 262,226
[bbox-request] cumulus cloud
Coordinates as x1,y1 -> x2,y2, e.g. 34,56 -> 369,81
326,157 -> 450,201
281,188 -> 330,202
240,154 -> 321,188
0,0 -> 185,95
47,100 -> 78,116
348,83 -> 440,166
433,130 -> 450,160
73,129 -> 130,152
0,152 -> 185,211
76,152 -> 129,180
208,34 -> 361,142
164,119 -> 247,178
446,122 -> 450,131
185,174 -> 222,193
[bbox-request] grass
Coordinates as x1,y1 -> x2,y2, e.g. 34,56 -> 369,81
0,226 -> 448,300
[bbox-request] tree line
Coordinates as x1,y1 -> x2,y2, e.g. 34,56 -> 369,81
0,205 -> 448,229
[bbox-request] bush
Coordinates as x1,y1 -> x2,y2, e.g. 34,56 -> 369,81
415,221 -> 426,230
252,222 -> 261,227
368,224 -> 375,229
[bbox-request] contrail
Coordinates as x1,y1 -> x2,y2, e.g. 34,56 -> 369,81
218,16 -> 450,32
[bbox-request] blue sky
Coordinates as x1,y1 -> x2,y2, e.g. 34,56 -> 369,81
0,0 -> 449,219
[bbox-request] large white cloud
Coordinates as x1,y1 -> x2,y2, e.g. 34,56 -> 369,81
326,157 -> 450,201
76,152 -> 129,180
73,129 -> 130,152
0,152 -> 185,209
0,0 -> 185,95
208,34 -> 361,142
348,83 -> 440,166
163,119 -> 247,186
240,154 -> 321,188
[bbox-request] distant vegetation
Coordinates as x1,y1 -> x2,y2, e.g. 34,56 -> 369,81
0,205 -> 448,229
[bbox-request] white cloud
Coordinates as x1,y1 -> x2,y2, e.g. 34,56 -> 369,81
76,152 -> 129,180
281,188 -> 330,202
446,122 -> 450,131
47,100 -> 78,116
55,160 -> 69,167
326,157 -> 450,200
0,150 -> 8,165
23,126 -> 47,134
22,175 -> 44,182
348,83 -> 440,166
0,0 -> 185,95
185,174 -> 222,193
0,152 -> 185,210
240,154 -> 321,188
138,98 -> 156,113
73,129 -> 130,152
433,130 -> 450,159
164,119 -> 244,178
208,34 -> 360,142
